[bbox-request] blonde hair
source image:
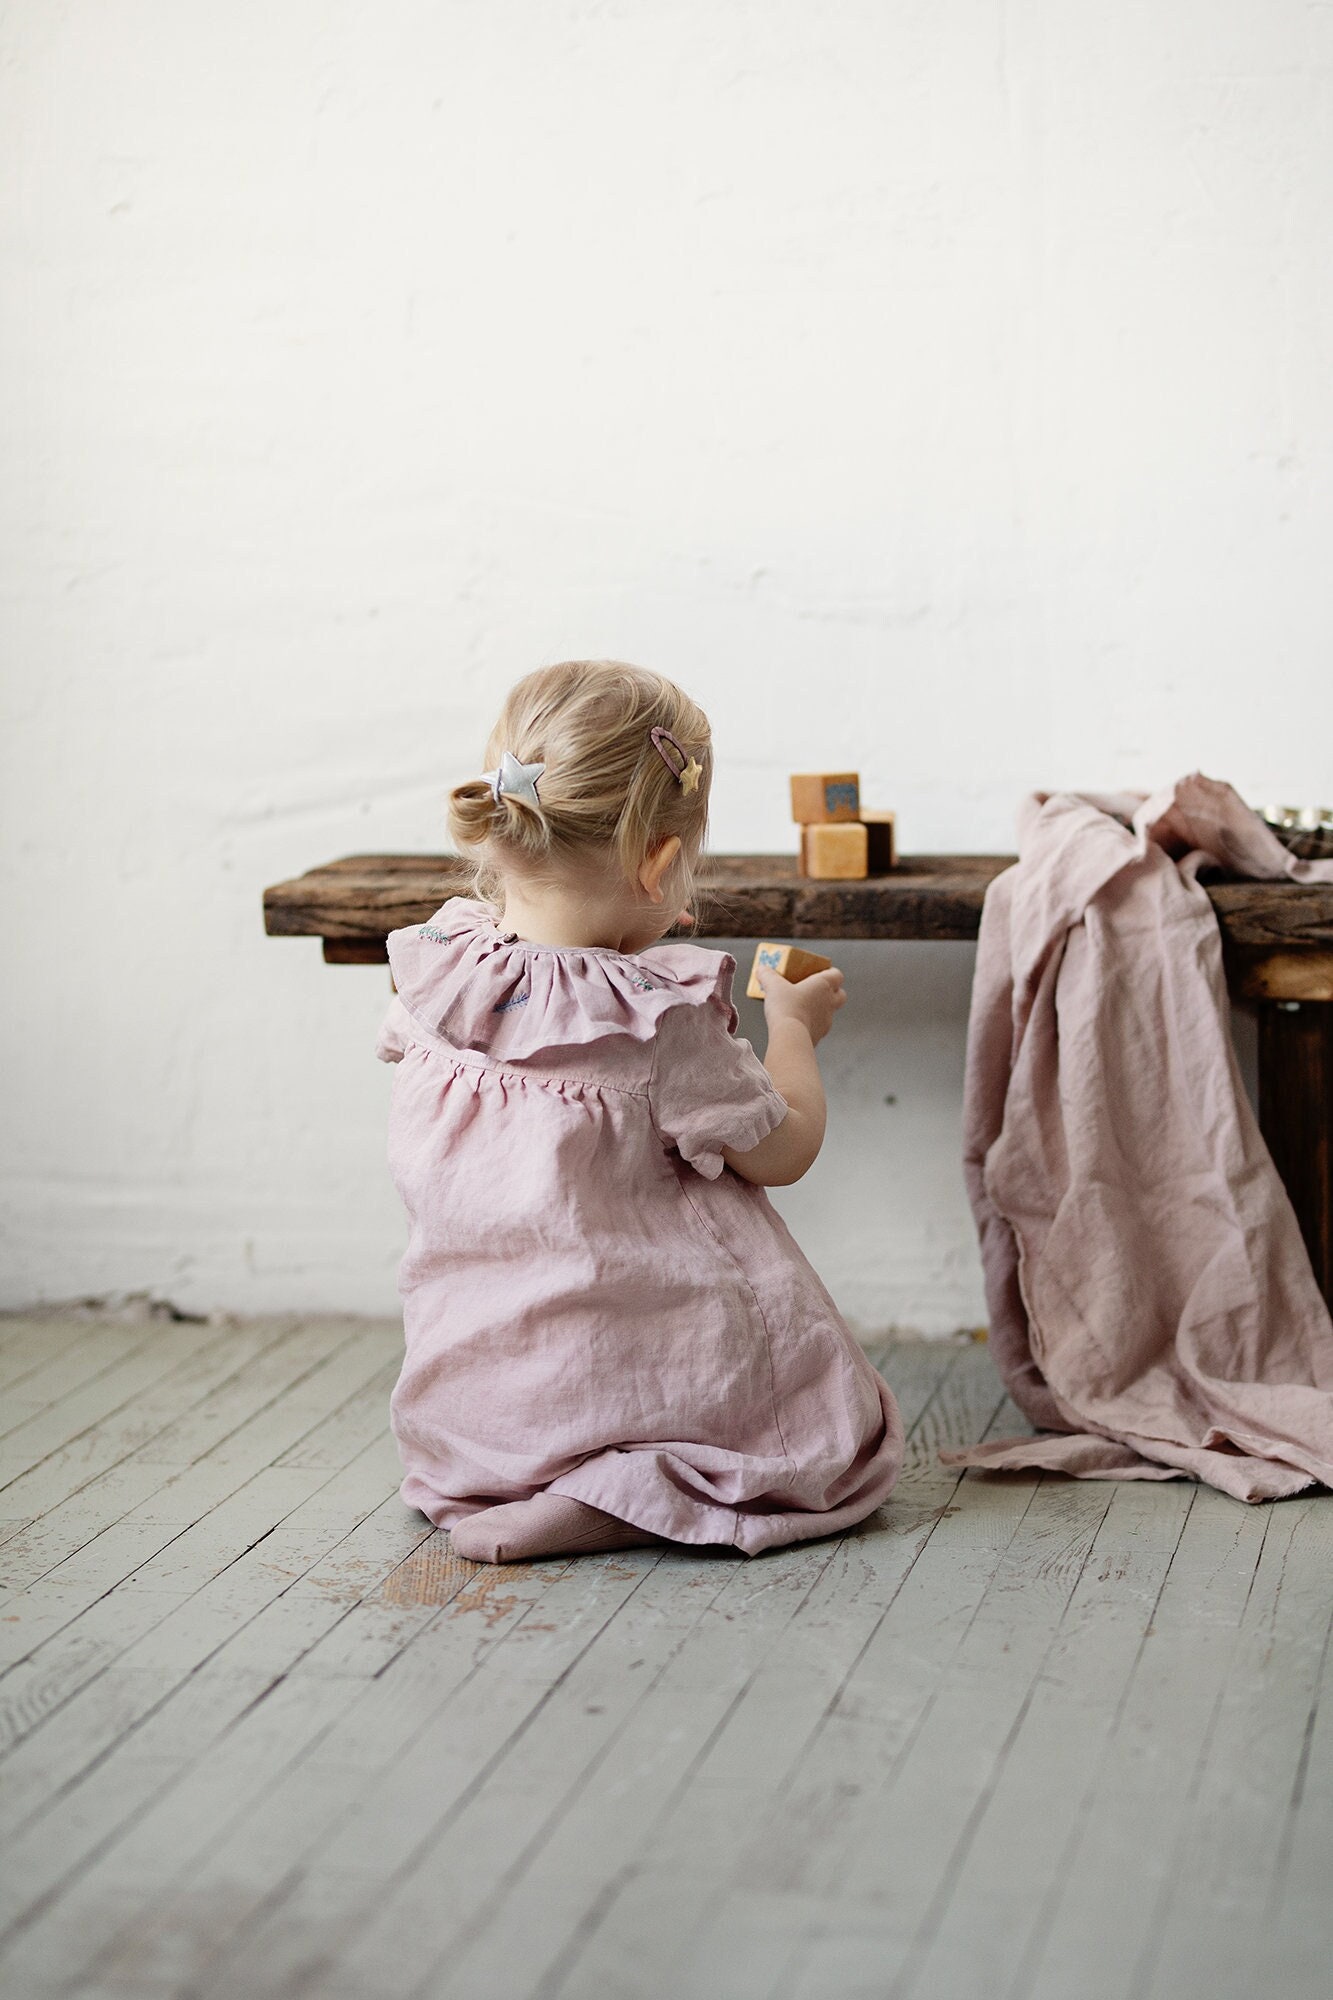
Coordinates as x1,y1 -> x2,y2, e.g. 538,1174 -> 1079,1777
448,660 -> 712,921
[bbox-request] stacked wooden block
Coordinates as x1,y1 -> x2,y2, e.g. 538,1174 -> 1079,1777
790,772 -> 897,880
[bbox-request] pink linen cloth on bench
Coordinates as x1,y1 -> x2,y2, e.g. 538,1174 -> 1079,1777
941,773 -> 1333,1502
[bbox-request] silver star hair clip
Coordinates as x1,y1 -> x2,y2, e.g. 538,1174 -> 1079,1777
481,750 -> 546,808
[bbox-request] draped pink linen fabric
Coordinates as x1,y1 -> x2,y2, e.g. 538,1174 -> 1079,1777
941,774 -> 1333,1502
376,897 -> 903,1553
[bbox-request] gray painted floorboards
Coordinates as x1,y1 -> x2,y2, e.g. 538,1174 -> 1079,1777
0,1311 -> 1329,2000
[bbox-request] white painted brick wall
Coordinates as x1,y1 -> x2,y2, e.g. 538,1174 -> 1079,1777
0,2 -> 1320,1329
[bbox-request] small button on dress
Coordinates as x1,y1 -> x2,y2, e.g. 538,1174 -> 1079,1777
375,896 -> 903,1554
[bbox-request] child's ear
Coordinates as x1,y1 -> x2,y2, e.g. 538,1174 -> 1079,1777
638,834 -> 682,904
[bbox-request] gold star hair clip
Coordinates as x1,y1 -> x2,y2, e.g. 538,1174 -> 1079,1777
649,726 -> 704,795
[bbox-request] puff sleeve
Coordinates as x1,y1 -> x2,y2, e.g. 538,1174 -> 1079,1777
374,993 -> 415,1064
648,971 -> 789,1180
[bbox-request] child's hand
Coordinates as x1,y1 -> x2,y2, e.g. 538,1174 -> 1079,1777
754,963 -> 846,1045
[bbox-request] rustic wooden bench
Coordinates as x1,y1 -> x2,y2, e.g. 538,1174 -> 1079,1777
264,852 -> 1333,1305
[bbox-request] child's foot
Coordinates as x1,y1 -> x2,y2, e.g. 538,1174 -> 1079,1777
451,1492 -> 666,1563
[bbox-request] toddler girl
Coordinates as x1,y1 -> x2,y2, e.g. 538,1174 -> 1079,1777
375,659 -> 903,1562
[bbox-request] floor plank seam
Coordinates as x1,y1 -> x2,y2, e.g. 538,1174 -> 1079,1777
889,1479 -> 1122,2000
1003,1483 -> 1203,2000
1267,1586 -> 1333,1921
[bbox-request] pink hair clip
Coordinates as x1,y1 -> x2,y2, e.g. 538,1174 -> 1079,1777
649,726 -> 704,795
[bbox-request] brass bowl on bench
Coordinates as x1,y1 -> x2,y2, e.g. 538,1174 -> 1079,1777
1257,804 -> 1333,861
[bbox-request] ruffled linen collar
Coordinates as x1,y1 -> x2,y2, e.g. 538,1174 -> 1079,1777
385,896 -> 734,1060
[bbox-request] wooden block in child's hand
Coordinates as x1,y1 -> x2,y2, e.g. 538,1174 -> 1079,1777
861,808 -> 897,873
790,772 -> 860,824
746,942 -> 835,1001
799,821 -> 868,880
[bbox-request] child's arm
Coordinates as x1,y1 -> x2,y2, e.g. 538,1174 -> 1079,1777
721,1014 -> 826,1185
722,967 -> 845,1187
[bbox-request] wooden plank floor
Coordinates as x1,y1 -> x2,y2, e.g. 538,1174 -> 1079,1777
0,1312 -> 1329,2000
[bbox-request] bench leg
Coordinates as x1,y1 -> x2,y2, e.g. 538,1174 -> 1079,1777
1257,1000 -> 1333,1309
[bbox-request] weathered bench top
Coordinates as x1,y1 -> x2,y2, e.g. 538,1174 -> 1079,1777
263,852 -> 1333,961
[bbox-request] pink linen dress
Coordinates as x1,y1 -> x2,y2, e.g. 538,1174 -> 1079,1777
375,895 -> 903,1555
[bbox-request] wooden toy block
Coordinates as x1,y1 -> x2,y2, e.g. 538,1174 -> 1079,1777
746,941 -> 835,1001
790,772 -> 860,824
860,808 -> 897,873
800,821 -> 868,880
